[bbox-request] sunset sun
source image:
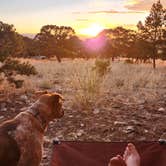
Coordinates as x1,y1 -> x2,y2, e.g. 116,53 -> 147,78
79,24 -> 104,37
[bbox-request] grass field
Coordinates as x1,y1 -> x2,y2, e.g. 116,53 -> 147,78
1,58 -> 166,109
1,58 -> 166,166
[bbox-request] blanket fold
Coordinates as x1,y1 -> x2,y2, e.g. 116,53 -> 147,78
51,141 -> 166,166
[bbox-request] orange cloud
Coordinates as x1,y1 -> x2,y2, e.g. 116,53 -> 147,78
76,19 -> 89,22
72,10 -> 145,14
125,0 -> 166,11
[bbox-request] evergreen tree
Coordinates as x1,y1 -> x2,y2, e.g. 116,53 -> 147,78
137,0 -> 166,68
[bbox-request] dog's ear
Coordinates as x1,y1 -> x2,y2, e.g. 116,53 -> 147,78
50,93 -> 64,111
35,91 -> 48,99
51,93 -> 64,104
49,93 -> 64,118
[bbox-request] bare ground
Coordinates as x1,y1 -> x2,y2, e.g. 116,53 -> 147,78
0,59 -> 166,165
0,90 -> 166,165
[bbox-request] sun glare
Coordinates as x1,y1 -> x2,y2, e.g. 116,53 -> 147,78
79,24 -> 104,37
127,0 -> 137,5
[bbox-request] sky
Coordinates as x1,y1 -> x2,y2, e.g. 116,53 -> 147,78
0,0 -> 165,37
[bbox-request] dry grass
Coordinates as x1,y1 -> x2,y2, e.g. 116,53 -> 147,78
70,65 -> 101,108
1,58 -> 166,108
103,62 -> 166,91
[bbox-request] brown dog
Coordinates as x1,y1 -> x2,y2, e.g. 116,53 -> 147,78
0,92 -> 64,166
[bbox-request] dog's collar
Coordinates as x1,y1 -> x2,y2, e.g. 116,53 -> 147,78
27,107 -> 47,131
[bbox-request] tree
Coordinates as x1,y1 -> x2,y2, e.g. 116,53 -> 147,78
133,38 -> 153,63
0,21 -> 37,88
64,36 -> 83,58
137,0 -> 166,68
35,25 -> 75,62
22,36 -> 40,57
97,27 -> 136,60
0,21 -> 25,61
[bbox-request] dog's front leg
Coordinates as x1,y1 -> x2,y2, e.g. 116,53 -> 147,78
18,155 -> 41,166
18,148 -> 42,166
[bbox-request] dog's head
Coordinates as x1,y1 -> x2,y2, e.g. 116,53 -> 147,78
34,92 -> 64,121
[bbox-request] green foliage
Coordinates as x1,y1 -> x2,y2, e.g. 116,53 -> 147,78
39,80 -> 52,89
1,59 -> 37,76
35,25 -> 76,61
0,21 -> 37,88
6,77 -> 24,88
0,50 -> 10,62
22,36 -> 40,57
0,58 -> 37,88
98,27 -> 136,59
0,21 -> 24,59
0,1 -> 166,66
92,59 -> 111,76
137,0 -> 166,68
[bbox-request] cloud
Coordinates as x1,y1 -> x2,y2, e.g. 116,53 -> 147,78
125,0 -> 166,11
76,19 -> 89,22
87,10 -> 144,14
72,10 -> 145,15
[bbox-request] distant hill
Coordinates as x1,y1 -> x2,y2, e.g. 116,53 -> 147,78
21,33 -> 36,39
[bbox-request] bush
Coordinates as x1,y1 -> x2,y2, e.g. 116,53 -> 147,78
39,80 -> 52,89
1,58 -> 37,76
124,59 -> 134,64
92,59 -> 111,76
0,58 -> 37,88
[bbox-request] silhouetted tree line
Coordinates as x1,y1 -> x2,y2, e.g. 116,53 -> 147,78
0,0 -> 165,68
0,21 -> 37,88
92,0 -> 166,68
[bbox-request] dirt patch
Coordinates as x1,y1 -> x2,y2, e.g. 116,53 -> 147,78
0,91 -> 165,165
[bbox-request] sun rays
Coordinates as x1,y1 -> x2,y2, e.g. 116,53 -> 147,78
78,23 -> 105,37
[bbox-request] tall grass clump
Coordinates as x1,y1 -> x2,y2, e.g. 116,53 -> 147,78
71,69 -> 100,108
92,59 -> 111,76
71,59 -> 111,109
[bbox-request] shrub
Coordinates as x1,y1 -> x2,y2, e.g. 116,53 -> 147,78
124,59 -> 134,64
7,77 -> 24,88
39,81 -> 52,89
0,58 -> 37,88
1,58 -> 37,76
92,59 -> 111,76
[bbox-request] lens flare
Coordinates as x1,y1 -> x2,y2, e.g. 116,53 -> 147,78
79,23 -> 104,37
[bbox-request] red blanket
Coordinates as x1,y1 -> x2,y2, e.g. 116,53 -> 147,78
51,141 -> 166,166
